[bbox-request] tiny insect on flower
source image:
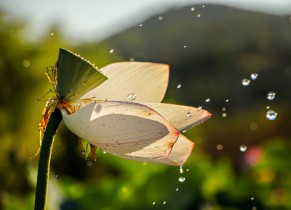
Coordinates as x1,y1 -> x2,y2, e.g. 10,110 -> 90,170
39,48 -> 211,166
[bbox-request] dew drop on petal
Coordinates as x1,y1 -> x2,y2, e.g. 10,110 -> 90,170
127,93 -> 136,101
251,73 -> 258,80
205,98 -> 210,103
266,110 -> 277,120
267,92 -> 276,100
178,177 -> 186,182
177,84 -> 182,88
242,78 -> 250,86
240,145 -> 247,152
109,49 -> 114,53
186,112 -> 192,117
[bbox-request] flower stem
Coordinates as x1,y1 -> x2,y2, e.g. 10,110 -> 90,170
34,109 -> 62,210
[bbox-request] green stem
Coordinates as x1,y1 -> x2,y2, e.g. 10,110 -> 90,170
34,109 -> 62,210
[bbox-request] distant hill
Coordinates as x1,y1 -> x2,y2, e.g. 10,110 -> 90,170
89,4 -> 291,159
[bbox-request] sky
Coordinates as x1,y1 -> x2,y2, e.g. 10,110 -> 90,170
1,0 -> 291,43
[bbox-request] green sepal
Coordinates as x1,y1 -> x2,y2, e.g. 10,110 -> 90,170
56,48 -> 108,101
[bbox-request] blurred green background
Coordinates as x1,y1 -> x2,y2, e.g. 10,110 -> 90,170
0,3 -> 291,210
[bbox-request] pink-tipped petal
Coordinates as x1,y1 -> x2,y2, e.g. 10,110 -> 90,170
61,101 -> 179,160
144,103 -> 211,131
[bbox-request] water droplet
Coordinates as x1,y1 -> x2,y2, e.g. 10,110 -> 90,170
158,16 -> 163,21
109,49 -> 114,53
55,174 -> 59,178
226,99 -> 229,102
197,14 -> 201,18
266,110 -> 277,120
191,7 -> 195,11
202,5 -> 205,8
217,144 -> 223,150
177,84 -> 182,88
186,168 -> 189,172
176,188 -> 179,191
242,78 -> 250,86
251,197 -> 254,200
163,201 -> 166,205
83,82 -> 86,85
186,112 -> 192,117
23,59 -> 30,68
251,73 -> 258,80
103,150 -> 107,154
266,106 -> 270,109
152,201 -> 156,205
205,98 -> 210,103
87,161 -> 93,167
198,106 -> 202,110
222,113 -> 227,118
183,45 -> 187,48
178,177 -> 186,182
127,93 -> 136,101
179,165 -> 184,174
222,107 -> 226,112
240,145 -> 247,152
50,32 -> 54,36
267,91 -> 276,100
139,24 -> 143,27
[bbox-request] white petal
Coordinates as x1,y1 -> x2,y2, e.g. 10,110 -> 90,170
118,134 -> 194,166
144,103 -> 212,131
61,101 -> 179,160
80,62 -> 169,103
